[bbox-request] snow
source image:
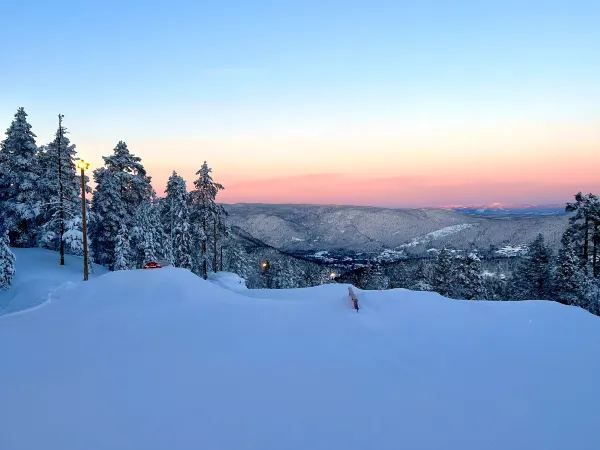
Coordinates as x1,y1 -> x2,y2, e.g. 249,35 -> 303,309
496,244 -> 528,257
310,249 -> 335,262
375,247 -> 407,262
208,271 -> 248,292
399,223 -> 474,248
0,248 -> 107,316
1,251 -> 600,450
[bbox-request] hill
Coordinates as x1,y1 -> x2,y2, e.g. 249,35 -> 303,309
225,204 -> 569,262
1,249 -> 599,450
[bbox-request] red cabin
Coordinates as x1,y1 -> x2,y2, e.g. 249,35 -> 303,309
143,261 -> 162,269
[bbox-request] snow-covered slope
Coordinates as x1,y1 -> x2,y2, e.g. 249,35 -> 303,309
1,254 -> 599,450
0,248 -> 107,316
225,203 -> 569,257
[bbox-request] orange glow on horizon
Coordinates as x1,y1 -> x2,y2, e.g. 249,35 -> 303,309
77,119 -> 600,208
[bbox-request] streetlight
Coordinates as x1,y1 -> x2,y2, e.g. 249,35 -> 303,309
76,159 -> 91,281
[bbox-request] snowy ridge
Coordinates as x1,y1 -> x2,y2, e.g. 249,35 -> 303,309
398,223 -> 475,248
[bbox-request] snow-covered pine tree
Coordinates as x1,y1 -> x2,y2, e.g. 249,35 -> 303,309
430,248 -> 456,297
0,230 -> 15,289
0,107 -> 41,246
190,161 -> 223,279
131,200 -> 166,268
565,192 -> 600,274
216,210 -> 232,271
410,260 -> 432,291
37,115 -> 85,264
164,172 -> 193,269
512,234 -> 553,300
211,204 -> 228,272
89,141 -> 153,269
89,169 -> 123,268
581,277 -> 600,315
453,251 -> 485,299
113,223 -> 131,271
553,228 -> 586,306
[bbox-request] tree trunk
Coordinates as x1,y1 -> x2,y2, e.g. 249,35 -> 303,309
58,115 -> 65,266
219,245 -> 223,272
201,214 -> 207,279
213,216 -> 218,272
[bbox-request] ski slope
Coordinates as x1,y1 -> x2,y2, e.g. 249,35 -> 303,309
1,251 -> 600,450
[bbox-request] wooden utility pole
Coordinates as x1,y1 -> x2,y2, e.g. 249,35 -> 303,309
58,114 -> 65,266
78,161 -> 90,281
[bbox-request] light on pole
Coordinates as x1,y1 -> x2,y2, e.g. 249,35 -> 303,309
76,159 -> 91,281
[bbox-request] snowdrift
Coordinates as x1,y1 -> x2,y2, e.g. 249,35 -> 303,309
1,250 -> 600,450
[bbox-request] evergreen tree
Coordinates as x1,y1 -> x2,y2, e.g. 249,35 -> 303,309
216,212 -> 232,271
37,115 -> 84,263
90,141 -> 153,269
164,172 -> 193,269
512,234 -> 553,299
553,228 -> 586,305
410,260 -> 432,291
565,193 -> 600,274
113,223 -> 131,271
431,248 -> 456,297
0,107 -> 41,245
581,277 -> 600,315
0,230 -> 15,289
131,201 -> 165,267
211,204 -> 228,272
190,161 -> 223,279
454,252 -> 485,299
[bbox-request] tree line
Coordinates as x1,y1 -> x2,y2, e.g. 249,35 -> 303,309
0,107 -> 229,288
340,216 -> 600,316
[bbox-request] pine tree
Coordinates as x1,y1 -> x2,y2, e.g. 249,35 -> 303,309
216,213 -> 232,271
90,141 -> 153,269
565,193 -> 600,274
37,115 -> 84,263
553,228 -> 586,305
0,230 -> 15,289
113,224 -> 131,271
0,107 -> 41,246
190,161 -> 223,279
211,204 -> 228,272
581,277 -> 600,315
131,200 -> 166,268
512,234 -> 553,300
431,248 -> 456,297
454,252 -> 485,299
164,172 -> 193,269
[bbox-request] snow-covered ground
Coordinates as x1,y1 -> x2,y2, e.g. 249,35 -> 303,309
1,250 -> 600,450
399,223 -> 475,248
0,248 -> 107,316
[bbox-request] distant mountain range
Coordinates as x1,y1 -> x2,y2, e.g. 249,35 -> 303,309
225,203 -> 570,264
454,204 -> 566,218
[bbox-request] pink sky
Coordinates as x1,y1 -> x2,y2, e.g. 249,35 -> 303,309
129,119 -> 600,208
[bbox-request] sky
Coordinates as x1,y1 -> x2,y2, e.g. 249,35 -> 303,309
1,0 -> 599,208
